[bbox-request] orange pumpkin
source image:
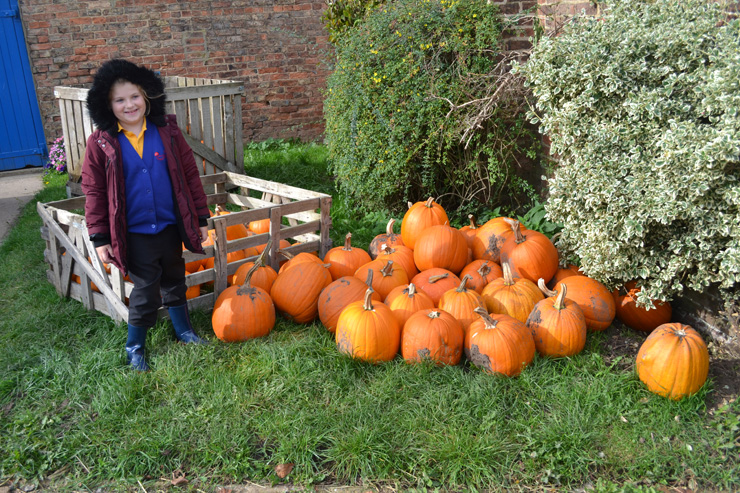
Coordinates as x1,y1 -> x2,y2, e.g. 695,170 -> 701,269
377,244 -> 418,279
248,218 -> 270,235
481,262 -> 544,324
368,218 -> 405,259
212,263 -> 276,342
554,275 -> 615,332
400,197 -> 449,250
636,323 -> 709,400
546,264 -> 584,290
324,233 -> 372,281
526,280 -> 587,357
270,259 -> 332,323
278,251 -> 323,274
354,258 -> 409,301
612,281 -> 672,333
231,242 -> 278,293
413,224 -> 469,275
459,214 -> 480,249
465,307 -> 536,377
499,218 -> 558,284
459,259 -> 503,294
384,283 -> 436,329
318,272 -> 381,333
401,309 -> 463,366
411,268 -> 462,306
471,216 -> 517,263
437,275 -> 487,333
336,288 -> 401,363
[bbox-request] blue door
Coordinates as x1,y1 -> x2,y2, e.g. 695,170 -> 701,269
0,0 -> 46,170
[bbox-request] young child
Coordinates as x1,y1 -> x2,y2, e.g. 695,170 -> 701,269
81,59 -> 211,371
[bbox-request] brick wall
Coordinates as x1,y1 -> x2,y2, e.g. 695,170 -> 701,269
20,0 -> 331,145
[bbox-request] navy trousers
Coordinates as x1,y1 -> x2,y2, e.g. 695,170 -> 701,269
126,224 -> 187,328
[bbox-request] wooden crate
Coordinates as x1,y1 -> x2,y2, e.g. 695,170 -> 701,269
37,171 -> 332,323
53,76 -> 245,193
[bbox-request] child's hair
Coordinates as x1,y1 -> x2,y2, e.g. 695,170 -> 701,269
87,59 -> 168,134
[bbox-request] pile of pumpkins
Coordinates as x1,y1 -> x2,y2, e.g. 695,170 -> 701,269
209,198 -> 710,401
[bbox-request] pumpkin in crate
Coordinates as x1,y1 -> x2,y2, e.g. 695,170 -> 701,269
459,259 -> 503,294
401,309 -> 463,366
471,216 -> 517,263
271,258 -> 332,323
411,268 -> 462,306
526,280 -> 587,358
324,233 -> 372,281
336,288 -> 401,363
499,218 -> 558,284
554,275 -> 615,332
481,262 -> 544,324
212,263 -> 276,342
413,224 -> 469,275
437,275 -> 487,333
184,244 -> 206,274
465,307 -> 536,377
377,244 -> 418,279
318,271 -> 380,333
354,258 -> 409,301
231,241 -> 278,293
636,323 -> 709,400
368,218 -> 405,259
384,283 -> 436,329
400,197 -> 449,249
612,281 -> 672,333
248,217 -> 270,235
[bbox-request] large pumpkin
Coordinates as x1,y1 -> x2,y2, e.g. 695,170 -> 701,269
481,262 -> 544,324
612,281 -> 672,333
465,307 -> 536,377
400,197 -> 449,250
413,224 -> 469,275
317,271 -> 380,333
554,275 -> 615,332
324,233 -> 372,281
336,288 -> 401,363
270,259 -> 332,323
368,218 -> 405,259
526,281 -> 587,358
384,283 -> 436,329
212,263 -> 276,342
401,309 -> 463,366
411,268 -> 462,306
636,323 -> 709,400
437,275 -> 486,333
499,218 -> 559,284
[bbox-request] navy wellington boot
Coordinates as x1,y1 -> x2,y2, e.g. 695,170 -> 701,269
168,303 -> 208,344
125,324 -> 150,371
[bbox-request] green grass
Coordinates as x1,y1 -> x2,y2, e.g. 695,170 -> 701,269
1,152 -> 738,492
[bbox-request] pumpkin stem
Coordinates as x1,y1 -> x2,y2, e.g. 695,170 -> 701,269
428,310 -> 441,319
380,260 -> 395,277
502,262 -> 515,286
407,283 -> 417,296
425,197 -> 435,208
468,214 -> 478,229
255,238 -> 273,268
553,283 -> 568,310
537,278 -> 557,298
428,273 -> 450,284
457,274 -> 472,292
380,243 -> 394,255
343,233 -> 353,251
408,201 -> 413,209
504,218 -> 525,244
362,287 -> 376,311
236,262 -> 260,294
473,306 -> 498,329
386,218 -> 397,235
365,268 -> 374,288
477,261 -> 491,277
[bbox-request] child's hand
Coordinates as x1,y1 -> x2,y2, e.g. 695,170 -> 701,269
200,226 -> 209,243
96,244 -> 114,264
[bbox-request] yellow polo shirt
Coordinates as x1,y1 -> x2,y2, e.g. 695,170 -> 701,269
117,120 -> 147,158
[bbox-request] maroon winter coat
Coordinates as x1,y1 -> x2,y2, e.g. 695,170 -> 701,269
81,115 -> 209,275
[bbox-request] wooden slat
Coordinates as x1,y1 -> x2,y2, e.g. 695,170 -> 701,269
166,82 -> 243,101
233,93 -> 244,167
224,171 -> 328,200
320,196 -> 333,257
211,96 -> 225,159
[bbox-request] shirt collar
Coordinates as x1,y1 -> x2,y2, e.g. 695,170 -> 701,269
117,119 -> 147,138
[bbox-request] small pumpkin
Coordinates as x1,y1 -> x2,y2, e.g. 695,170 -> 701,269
354,258 -> 409,301
270,258 -> 332,323
499,218 -> 558,284
384,282 -> 436,329
554,275 -> 615,332
481,262 -> 544,324
546,264 -> 583,290
318,270 -> 380,333
459,259 -> 503,294
400,197 -> 449,250
459,214 -> 480,249
212,262 -> 276,342
231,240 -> 278,292
411,268 -> 462,306
465,307 -> 536,377
612,281 -> 672,333
377,244 -> 418,279
526,280 -> 587,357
401,309 -> 463,366
413,224 -> 469,275
636,323 -> 709,400
437,275 -> 487,333
324,233 -> 372,281
336,288 -> 401,363
368,218 -> 405,259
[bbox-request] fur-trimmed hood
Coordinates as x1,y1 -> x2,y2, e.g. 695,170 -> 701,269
86,59 -> 167,135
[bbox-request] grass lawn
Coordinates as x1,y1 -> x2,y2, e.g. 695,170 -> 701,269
0,143 -> 738,492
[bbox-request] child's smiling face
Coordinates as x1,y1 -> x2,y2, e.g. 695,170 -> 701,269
110,81 -> 146,132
